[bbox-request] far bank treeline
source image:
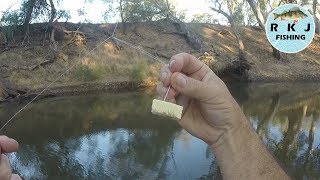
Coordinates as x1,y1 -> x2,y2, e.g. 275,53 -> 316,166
1,0 -> 320,53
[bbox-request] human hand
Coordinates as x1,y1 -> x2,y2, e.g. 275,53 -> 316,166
157,53 -> 290,179
157,53 -> 247,147
0,136 -> 21,180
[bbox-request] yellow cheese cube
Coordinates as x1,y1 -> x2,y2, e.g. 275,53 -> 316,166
151,99 -> 183,120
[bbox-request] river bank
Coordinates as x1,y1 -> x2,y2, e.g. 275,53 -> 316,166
1,20 -> 320,102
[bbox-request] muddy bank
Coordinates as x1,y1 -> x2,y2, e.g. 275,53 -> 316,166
0,81 -> 154,104
1,21 -> 320,102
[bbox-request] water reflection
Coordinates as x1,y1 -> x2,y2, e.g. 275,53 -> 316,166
230,83 -> 320,179
0,83 -> 319,179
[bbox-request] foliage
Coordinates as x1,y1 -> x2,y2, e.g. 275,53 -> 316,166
21,0 -> 49,22
191,13 -> 218,24
124,0 -> 167,21
56,9 -> 71,21
74,65 -> 102,81
130,62 -> 147,81
172,9 -> 187,22
1,0 -> 70,25
244,2 -> 257,25
103,0 -> 175,22
0,10 -> 24,40
231,2 -> 245,25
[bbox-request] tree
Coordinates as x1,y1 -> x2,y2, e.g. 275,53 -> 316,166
246,0 -> 281,60
123,0 -> 170,22
22,0 -> 37,33
1,0 -> 70,44
246,0 -> 265,28
103,0 -> 171,32
103,0 -> 127,32
313,0 -> 320,34
48,0 -> 57,49
210,0 -> 249,76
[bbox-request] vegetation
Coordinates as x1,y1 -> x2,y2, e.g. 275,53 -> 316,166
73,65 -> 102,81
0,0 -> 319,97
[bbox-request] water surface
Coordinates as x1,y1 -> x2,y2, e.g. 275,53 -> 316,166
0,83 -> 320,179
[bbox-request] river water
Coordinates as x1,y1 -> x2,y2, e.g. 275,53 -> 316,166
0,83 -> 319,179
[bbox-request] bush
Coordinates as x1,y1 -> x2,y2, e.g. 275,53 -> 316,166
130,63 -> 148,81
74,66 -> 102,81
0,10 -> 24,41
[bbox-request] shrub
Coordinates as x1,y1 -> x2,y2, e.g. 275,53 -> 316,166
130,62 -> 148,81
74,65 -> 102,81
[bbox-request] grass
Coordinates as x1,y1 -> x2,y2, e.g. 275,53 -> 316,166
2,22 -> 320,91
73,65 -> 102,81
130,62 -> 148,81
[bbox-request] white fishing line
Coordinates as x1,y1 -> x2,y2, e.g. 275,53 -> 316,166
112,36 -> 165,65
164,86 -> 171,101
1,20 -> 175,132
111,37 -> 172,102
0,22 -> 119,131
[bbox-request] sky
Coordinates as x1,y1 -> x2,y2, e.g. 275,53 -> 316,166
0,0 -> 224,23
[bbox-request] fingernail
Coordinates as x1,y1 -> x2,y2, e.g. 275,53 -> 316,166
169,60 -> 175,68
176,74 -> 186,88
160,72 -> 167,81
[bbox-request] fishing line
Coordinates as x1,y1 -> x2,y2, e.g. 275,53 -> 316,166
0,22 -> 118,132
111,37 -> 172,101
164,86 -> 171,101
0,20 -> 175,132
2,17 -> 188,179
112,36 -> 165,65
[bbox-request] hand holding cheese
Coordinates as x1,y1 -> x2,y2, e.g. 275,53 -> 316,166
157,52 -> 240,146
156,53 -> 290,180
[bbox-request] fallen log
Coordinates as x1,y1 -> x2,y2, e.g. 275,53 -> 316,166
0,77 -> 28,102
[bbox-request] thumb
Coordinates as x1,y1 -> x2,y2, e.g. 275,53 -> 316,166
171,72 -> 213,102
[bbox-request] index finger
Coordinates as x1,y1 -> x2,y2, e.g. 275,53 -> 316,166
0,136 -> 19,153
169,53 -> 206,76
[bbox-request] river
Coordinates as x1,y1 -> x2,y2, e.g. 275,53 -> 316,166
0,83 -> 319,179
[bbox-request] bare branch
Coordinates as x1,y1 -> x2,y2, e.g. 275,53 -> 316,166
210,7 -> 232,22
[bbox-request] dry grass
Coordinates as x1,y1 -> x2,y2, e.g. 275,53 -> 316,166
1,41 -> 161,89
197,24 -> 320,81
1,21 -> 320,90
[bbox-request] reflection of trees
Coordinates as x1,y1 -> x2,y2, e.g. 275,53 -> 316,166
3,83 -> 320,178
1,92 -> 180,179
256,93 -> 280,140
229,83 -> 320,179
275,105 -> 306,165
197,145 -> 221,180
105,129 -> 178,179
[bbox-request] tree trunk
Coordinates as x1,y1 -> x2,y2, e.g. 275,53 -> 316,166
23,0 -> 37,33
166,0 -> 170,20
246,0 -> 281,60
48,0 -> 57,43
48,0 -> 57,50
211,3 -> 250,76
272,47 -> 281,60
313,0 -> 320,34
230,19 -> 246,62
119,0 -> 126,33
226,0 -> 247,66
303,114 -> 316,168
246,0 -> 266,29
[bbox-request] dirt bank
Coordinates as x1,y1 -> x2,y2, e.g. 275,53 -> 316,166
0,20 -> 320,101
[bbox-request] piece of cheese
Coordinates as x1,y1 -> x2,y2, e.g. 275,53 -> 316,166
151,99 -> 183,120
